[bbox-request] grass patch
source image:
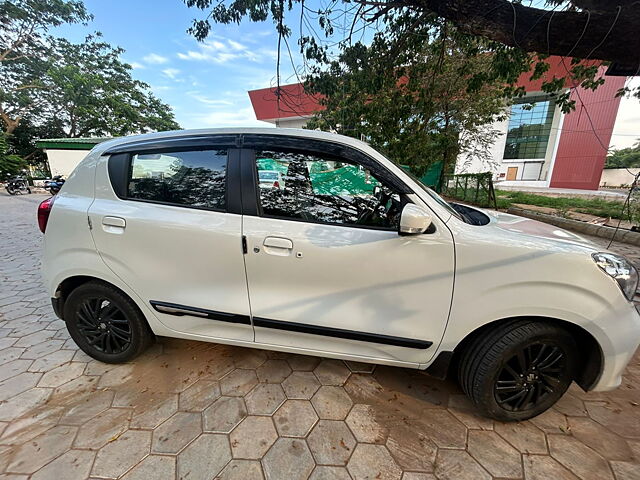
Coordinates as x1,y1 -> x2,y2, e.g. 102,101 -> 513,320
494,190 -> 628,220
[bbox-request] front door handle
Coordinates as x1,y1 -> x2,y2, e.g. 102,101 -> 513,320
102,216 -> 126,233
263,236 -> 293,256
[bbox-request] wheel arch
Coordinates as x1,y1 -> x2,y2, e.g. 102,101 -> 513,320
433,316 -> 603,391
53,275 -> 151,334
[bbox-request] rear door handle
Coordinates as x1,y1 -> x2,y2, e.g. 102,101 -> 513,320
263,237 -> 293,249
102,216 -> 126,233
262,236 -> 293,256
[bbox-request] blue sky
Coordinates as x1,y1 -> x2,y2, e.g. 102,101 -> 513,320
55,0 -> 301,129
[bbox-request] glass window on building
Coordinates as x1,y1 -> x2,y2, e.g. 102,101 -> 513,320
503,95 -> 555,160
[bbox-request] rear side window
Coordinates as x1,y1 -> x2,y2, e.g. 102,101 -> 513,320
128,149 -> 227,210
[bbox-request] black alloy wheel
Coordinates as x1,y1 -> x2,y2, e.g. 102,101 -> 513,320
76,296 -> 132,354
458,320 -> 577,421
494,342 -> 566,412
64,281 -> 153,363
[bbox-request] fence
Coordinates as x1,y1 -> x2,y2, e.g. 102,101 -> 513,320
440,172 -> 497,209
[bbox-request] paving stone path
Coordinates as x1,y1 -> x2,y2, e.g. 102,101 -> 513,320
1,192 -> 639,479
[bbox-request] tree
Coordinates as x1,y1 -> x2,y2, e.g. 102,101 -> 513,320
0,0 -> 91,134
0,133 -> 27,178
605,141 -> 640,169
182,0 -> 640,107
41,35 -> 180,138
304,13 -> 517,173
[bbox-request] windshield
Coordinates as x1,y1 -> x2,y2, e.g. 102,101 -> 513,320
402,169 -> 464,220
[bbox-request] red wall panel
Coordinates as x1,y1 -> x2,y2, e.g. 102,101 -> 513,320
549,66 -> 625,190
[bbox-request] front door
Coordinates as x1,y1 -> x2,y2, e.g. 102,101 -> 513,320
241,140 -> 455,365
89,144 -> 253,342
506,166 -> 518,181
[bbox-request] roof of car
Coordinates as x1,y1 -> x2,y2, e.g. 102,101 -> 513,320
94,127 -> 370,154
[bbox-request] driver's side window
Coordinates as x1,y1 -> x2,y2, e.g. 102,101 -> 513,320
255,149 -> 402,229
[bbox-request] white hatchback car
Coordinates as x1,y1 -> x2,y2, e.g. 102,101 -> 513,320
40,128 -> 640,420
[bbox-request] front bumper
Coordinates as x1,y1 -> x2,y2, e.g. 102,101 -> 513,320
590,303 -> 640,391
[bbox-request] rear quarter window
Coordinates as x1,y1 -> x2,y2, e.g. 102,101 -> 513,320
127,149 -> 227,210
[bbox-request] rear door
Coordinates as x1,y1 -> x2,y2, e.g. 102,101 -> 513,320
89,137 -> 253,342
240,135 -> 455,365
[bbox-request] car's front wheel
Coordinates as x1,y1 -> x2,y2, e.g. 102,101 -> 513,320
64,281 -> 153,363
458,320 -> 577,421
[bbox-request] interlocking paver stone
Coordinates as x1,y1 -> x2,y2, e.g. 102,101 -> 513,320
467,430 -> 523,478
494,420 -> 548,454
434,449 -> 491,480
346,404 -> 388,444
91,430 -> 151,478
6,425 -> 77,474
386,424 -> 437,472
204,396 -> 247,432
273,399 -> 318,437
548,434 -> 615,480
230,416 -> 278,459
311,385 -> 353,420
347,444 -> 402,480
177,433 -> 231,480
282,371 -> 321,399
179,378 -> 221,411
314,360 -> 351,385
73,407 -> 131,449
262,438 -> 315,480
121,455 -> 175,480
30,449 -> 95,480
307,420 -> 356,466
37,362 -> 85,388
221,368 -> 259,396
309,466 -> 352,479
257,359 -> 292,383
522,454 -> 580,480
245,383 -> 286,415
152,411 -> 202,454
567,416 -> 635,461
218,459 -> 265,479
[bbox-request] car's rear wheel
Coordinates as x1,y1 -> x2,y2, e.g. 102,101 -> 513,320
64,281 -> 153,363
458,320 -> 577,421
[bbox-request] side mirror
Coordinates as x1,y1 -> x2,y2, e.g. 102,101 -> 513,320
399,204 -> 432,235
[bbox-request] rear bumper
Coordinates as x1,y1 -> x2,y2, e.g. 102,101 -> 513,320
591,304 -> 640,391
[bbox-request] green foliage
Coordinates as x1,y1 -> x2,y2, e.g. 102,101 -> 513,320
605,141 -> 640,169
441,172 -> 496,207
495,190 -> 627,220
0,133 -> 27,178
43,35 -> 180,137
304,13 -> 523,173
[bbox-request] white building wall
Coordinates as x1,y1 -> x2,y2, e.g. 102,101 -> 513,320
600,168 -> 640,187
45,149 -> 90,177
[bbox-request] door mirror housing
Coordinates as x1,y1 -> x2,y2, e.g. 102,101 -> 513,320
399,204 -> 432,235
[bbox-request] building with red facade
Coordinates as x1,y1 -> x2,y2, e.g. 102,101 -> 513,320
248,57 -> 626,190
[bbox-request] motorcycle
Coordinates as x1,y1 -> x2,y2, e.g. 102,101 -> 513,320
44,175 -> 65,195
4,175 -> 31,195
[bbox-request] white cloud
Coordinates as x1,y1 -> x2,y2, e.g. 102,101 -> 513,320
129,61 -> 145,70
143,53 -> 169,64
187,92 -> 234,106
177,37 -> 277,65
163,68 -> 181,80
610,77 -> 640,150
183,106 -> 270,128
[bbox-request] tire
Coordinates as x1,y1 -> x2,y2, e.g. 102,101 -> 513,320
63,281 -> 153,363
458,320 -> 577,421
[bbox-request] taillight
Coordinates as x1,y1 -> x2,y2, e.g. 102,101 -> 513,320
38,196 -> 55,233
273,181 -> 280,189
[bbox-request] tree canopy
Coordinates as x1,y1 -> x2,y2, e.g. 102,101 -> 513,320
605,141 -> 640,169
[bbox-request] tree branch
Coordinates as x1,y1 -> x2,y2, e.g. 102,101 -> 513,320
358,0 -> 640,66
